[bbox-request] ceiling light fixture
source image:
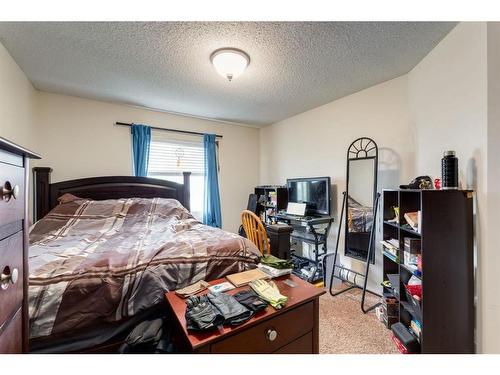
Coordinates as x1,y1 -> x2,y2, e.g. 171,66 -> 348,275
210,48 -> 250,82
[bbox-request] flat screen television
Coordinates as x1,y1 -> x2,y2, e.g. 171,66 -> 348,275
286,177 -> 331,216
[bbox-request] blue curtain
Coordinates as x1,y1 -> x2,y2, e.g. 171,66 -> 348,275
203,134 -> 222,228
131,124 -> 151,177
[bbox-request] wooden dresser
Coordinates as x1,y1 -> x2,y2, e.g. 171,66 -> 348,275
165,274 -> 325,354
0,137 -> 40,353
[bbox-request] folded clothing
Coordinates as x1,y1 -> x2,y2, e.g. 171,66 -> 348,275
175,280 -> 210,298
250,279 -> 288,310
260,254 -> 293,269
208,292 -> 252,326
185,295 -> 224,331
233,289 -> 268,313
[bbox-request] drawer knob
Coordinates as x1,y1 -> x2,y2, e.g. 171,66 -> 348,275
266,328 -> 278,341
1,181 -> 20,202
1,267 -> 18,290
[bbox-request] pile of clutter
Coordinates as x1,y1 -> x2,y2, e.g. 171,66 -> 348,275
178,254 -> 293,332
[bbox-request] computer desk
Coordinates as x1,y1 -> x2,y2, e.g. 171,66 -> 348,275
269,213 -> 334,282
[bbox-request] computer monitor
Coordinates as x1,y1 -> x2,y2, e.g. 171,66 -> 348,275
286,177 -> 331,216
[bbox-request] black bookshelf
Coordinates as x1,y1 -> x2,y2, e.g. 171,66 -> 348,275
382,189 -> 474,354
254,185 -> 288,224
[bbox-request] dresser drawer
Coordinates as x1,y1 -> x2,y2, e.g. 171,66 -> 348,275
0,231 -> 24,325
0,307 -> 22,353
274,331 -> 313,354
0,163 -> 25,229
210,301 -> 314,353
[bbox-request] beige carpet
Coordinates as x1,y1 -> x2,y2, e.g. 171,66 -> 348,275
318,287 -> 398,354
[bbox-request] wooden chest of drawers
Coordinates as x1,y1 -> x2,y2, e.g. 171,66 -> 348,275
208,300 -> 315,354
166,274 -> 325,354
0,137 -> 39,354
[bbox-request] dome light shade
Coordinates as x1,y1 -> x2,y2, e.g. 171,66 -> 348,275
210,48 -> 250,82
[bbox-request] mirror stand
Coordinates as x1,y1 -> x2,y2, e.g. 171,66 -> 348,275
322,137 -> 382,313
323,191 -> 381,313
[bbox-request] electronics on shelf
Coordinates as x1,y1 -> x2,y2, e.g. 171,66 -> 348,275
286,176 -> 331,216
285,202 -> 307,216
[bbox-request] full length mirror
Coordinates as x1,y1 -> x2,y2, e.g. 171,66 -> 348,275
344,138 -> 378,263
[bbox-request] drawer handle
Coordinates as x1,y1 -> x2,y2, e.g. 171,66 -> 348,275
1,181 -> 20,202
1,267 -> 18,290
266,328 -> 278,342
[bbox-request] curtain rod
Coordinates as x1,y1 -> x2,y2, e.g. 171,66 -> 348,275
115,122 -> 223,139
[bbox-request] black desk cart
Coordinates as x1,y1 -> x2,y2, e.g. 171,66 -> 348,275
270,213 -> 333,283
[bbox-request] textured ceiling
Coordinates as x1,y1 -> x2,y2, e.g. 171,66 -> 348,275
0,22 -> 456,126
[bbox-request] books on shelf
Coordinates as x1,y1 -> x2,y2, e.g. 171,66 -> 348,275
380,239 -> 400,263
404,211 -> 421,232
383,250 -> 399,263
387,238 -> 399,248
410,319 -> 422,338
380,240 -> 398,253
269,191 -> 277,205
380,240 -> 398,250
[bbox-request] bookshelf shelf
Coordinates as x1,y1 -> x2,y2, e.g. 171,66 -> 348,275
254,185 -> 288,224
400,301 -> 418,320
383,220 -> 399,228
382,250 -> 398,264
400,226 -> 421,237
399,263 -> 421,279
383,220 -> 421,237
382,189 -> 474,354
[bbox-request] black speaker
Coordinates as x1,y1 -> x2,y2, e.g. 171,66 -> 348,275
246,194 -> 258,214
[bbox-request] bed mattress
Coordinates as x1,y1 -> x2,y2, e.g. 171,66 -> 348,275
28,195 -> 260,342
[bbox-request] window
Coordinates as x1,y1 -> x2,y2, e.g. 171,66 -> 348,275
148,131 -> 205,220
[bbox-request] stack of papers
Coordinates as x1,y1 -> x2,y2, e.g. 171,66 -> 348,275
257,264 -> 292,278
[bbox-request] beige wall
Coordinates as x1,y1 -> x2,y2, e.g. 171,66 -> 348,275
260,22 -> 498,352
260,75 -> 415,291
408,22 -> 493,352
0,42 -> 38,151
486,22 -> 500,354
35,91 -> 260,233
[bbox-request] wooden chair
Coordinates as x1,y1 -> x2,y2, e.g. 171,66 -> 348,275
241,210 -> 270,255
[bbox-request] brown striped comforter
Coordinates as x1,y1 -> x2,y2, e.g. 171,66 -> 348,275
347,196 -> 374,233
28,195 -> 260,340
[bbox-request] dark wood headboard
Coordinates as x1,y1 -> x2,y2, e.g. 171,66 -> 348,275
33,167 -> 191,222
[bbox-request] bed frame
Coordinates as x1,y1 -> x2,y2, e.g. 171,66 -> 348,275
33,167 -> 191,222
30,167 -> 191,353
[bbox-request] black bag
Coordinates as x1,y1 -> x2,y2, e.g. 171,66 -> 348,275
119,317 -> 173,354
391,322 -> 419,353
399,176 -> 434,190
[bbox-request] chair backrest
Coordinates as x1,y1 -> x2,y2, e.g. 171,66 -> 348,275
241,210 -> 270,255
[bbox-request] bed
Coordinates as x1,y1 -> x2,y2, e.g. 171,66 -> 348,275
29,168 -> 260,353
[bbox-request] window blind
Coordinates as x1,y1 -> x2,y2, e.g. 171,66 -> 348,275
148,137 -> 205,176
